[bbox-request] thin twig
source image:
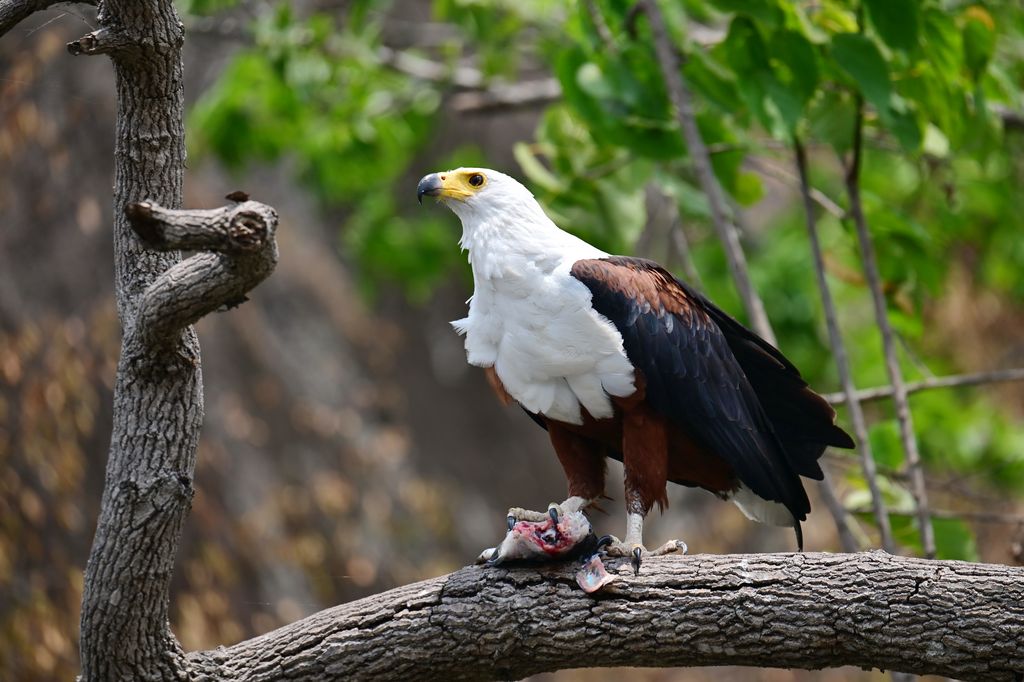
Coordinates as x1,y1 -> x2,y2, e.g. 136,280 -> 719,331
746,156 -> 846,219
379,46 -> 557,113
584,0 -> 614,47
66,26 -> 136,56
642,1 -> 862,544
795,137 -> 891,553
0,0 -> 93,37
377,45 -> 483,89
380,45 -> 564,112
848,507 -> 1024,525
822,368 -> 1024,405
825,448 -> 905,484
843,99 -> 935,559
665,214 -> 704,290
450,78 -> 562,113
448,24 -> 722,113
641,0 -> 775,345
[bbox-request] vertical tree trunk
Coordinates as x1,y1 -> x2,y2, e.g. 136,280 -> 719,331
75,2 -> 196,678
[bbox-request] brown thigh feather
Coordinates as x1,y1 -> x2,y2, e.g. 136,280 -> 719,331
485,367 -> 737,507
547,421 -> 607,502
620,402 -> 670,514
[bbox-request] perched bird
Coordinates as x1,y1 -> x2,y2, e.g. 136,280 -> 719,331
418,167 -> 854,572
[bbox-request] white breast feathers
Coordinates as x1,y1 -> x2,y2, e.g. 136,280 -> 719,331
443,168 -> 636,424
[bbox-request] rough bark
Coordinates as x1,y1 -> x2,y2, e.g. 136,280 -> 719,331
70,3 -> 196,679
75,191 -> 277,681
37,2 -> 280,678
186,551 -> 1024,681
76,192 -> 277,680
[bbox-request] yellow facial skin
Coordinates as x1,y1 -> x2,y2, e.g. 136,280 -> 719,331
416,168 -> 488,203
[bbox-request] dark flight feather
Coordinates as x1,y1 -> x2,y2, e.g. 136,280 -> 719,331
570,256 -> 854,523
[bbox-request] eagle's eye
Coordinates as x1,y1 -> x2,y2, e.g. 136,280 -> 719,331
468,173 -> 485,187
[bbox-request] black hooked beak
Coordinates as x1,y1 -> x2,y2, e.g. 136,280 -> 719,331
417,173 -> 443,204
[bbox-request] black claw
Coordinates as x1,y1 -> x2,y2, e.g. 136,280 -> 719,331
548,506 -> 559,525
631,547 -> 643,576
596,534 -> 614,550
507,515 -> 516,531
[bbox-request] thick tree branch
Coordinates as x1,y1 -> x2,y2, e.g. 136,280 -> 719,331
0,0 -> 92,37
125,198 -> 279,349
72,2 -> 214,679
67,26 -> 137,56
188,552 -> 1024,681
823,368 -> 1024,406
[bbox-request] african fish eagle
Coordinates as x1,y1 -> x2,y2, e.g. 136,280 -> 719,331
418,167 -> 855,571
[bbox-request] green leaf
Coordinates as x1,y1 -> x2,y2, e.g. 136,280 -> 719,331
807,89 -> 855,155
575,62 -> 616,100
885,514 -> 919,553
813,2 -> 858,34
658,172 -> 711,221
863,0 -> 919,52
920,8 -> 961,79
719,17 -> 801,135
831,33 -> 891,112
732,170 -> 764,206
513,143 -> 566,193
830,32 -> 921,150
554,46 -> 685,160
768,29 -> 819,105
707,0 -> 783,27
554,48 -> 606,127
884,96 -> 923,151
683,50 -> 743,114
962,6 -> 996,82
698,112 -> 746,198
718,17 -> 771,123
921,124 -> 950,158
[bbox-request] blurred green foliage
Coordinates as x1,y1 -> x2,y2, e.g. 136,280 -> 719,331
184,0 -> 1024,562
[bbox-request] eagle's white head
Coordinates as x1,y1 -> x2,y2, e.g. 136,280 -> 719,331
417,167 -> 606,276
416,167 -> 545,224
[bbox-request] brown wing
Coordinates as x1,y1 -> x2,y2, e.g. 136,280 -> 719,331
570,256 -> 853,523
